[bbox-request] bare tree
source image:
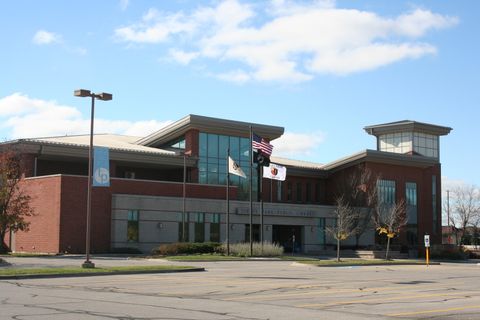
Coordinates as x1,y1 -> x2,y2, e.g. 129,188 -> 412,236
326,196 -> 358,262
371,198 -> 407,260
333,166 -> 375,249
0,150 -> 35,252
450,185 -> 480,245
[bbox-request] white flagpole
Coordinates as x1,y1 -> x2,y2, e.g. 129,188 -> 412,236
226,148 -> 230,256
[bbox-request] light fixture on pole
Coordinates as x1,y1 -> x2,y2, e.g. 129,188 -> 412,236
74,89 -> 112,269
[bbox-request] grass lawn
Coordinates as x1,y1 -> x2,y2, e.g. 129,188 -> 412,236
165,254 -> 247,261
298,259 -> 429,267
0,265 -> 200,279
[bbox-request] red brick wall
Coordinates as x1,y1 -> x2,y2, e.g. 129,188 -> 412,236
15,175 -> 238,253
326,161 -> 442,246
12,176 -> 62,253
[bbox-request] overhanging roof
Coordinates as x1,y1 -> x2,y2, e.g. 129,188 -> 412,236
364,120 -> 452,137
322,149 -> 439,173
136,114 -> 285,147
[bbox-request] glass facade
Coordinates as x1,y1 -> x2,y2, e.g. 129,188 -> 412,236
406,182 -> 418,246
199,132 -> 256,200
406,182 -> 417,224
377,179 -> 396,204
378,132 -> 438,158
379,132 -> 412,154
414,133 -> 438,158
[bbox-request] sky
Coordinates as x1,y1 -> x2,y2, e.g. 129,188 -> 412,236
1,0 -> 479,192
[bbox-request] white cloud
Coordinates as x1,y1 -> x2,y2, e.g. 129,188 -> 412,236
272,131 -> 326,157
33,30 -> 61,45
169,49 -> 200,65
114,8 -> 196,43
114,1 -> 458,83
0,93 -> 169,139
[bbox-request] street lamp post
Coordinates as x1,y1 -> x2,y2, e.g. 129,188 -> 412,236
74,89 -> 112,269
181,150 -> 191,242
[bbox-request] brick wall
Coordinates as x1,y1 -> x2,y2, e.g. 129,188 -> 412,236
15,175 -> 237,253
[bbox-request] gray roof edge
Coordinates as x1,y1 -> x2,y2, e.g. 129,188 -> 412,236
364,120 -> 452,136
322,149 -> 439,172
136,114 -> 285,147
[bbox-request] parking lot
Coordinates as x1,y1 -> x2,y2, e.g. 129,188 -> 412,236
1,257 -> 480,319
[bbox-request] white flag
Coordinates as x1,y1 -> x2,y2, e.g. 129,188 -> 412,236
228,156 -> 246,178
263,163 -> 287,181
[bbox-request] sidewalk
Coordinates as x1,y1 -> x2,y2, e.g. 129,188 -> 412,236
0,254 -> 174,269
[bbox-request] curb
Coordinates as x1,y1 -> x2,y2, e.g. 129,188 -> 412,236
0,267 -> 205,280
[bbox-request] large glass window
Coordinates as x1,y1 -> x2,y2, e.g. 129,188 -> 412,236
377,179 -> 396,204
406,182 -> 417,224
414,133 -> 438,158
199,132 -> 256,200
127,210 -> 139,242
379,132 -> 412,154
406,182 -> 418,247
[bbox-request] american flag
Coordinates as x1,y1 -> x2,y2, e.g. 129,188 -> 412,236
252,133 -> 273,156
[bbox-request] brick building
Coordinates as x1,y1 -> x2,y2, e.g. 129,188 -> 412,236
1,115 -> 451,255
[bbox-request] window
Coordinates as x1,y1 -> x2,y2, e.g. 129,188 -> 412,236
379,132 -> 412,154
318,218 -> 326,246
210,213 -> 220,242
413,132 -> 438,158
287,183 -> 292,201
276,181 -> 282,201
296,182 -> 302,202
432,176 -> 438,234
406,182 -> 417,224
124,171 -> 135,179
127,210 -> 139,242
194,213 -> 205,243
316,183 -> 323,203
199,132 -> 254,200
245,224 -> 260,242
377,179 -> 396,204
306,182 -> 311,202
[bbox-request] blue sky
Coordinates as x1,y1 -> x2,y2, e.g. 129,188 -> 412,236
1,0 -> 479,190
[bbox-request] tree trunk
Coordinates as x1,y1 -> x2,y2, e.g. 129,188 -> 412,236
0,230 -> 8,253
336,238 -> 341,262
385,236 -> 391,260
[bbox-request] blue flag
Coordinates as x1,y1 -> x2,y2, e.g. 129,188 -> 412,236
93,147 -> 110,187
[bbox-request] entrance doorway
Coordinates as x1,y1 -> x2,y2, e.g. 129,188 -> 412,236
272,225 -> 302,253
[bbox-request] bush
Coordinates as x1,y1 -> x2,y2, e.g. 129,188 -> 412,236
219,242 -> 284,257
151,242 -> 222,256
430,244 -> 469,260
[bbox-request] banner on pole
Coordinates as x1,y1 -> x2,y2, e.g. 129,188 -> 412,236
228,156 -> 246,178
93,146 -> 110,187
263,163 -> 287,181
